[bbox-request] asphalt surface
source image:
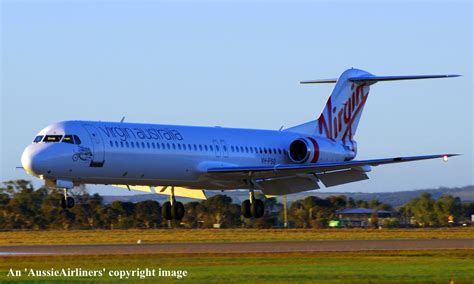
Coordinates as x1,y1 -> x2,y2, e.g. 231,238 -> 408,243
1,239 -> 473,256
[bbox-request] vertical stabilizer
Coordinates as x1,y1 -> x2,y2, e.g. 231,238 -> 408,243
286,68 -> 372,143
285,68 -> 458,143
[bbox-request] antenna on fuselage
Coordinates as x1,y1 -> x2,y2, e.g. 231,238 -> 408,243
279,125 -> 284,131
120,116 -> 125,123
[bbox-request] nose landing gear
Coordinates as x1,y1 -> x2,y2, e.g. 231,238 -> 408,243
162,186 -> 185,221
60,188 -> 75,209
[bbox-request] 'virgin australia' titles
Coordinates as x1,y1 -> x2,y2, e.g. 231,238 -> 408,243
99,126 -> 184,142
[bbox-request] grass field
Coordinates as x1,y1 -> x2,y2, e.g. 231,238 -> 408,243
1,227 -> 473,245
1,250 -> 473,283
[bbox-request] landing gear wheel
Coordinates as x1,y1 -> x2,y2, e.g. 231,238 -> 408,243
251,199 -> 265,218
60,197 -> 67,209
171,202 -> 185,220
66,196 -> 75,208
241,200 -> 252,218
162,201 -> 172,220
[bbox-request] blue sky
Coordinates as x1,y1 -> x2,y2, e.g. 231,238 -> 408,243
1,0 -> 472,195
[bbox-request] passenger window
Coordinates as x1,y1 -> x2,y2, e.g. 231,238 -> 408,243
194,144 -> 198,151
120,141 -> 124,147
204,145 -> 208,151
151,143 -> 155,149
73,135 -> 82,145
236,146 -> 239,153
259,148 -> 263,154
210,145 -> 213,151
199,145 -> 203,151
126,142 -> 129,148
141,142 -> 145,148
178,144 -> 182,150
62,135 -> 74,144
231,146 -> 234,152
44,135 -> 63,143
33,135 -> 44,143
216,145 -> 219,151
147,142 -> 150,148
109,141 -> 113,147
172,144 -> 176,150
115,141 -> 119,147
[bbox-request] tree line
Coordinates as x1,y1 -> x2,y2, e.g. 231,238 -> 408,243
0,180 -> 473,230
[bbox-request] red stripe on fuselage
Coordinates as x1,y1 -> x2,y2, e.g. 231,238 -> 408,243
307,137 -> 320,163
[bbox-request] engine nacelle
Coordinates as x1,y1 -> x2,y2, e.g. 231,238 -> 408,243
288,137 -> 356,163
288,138 -> 318,163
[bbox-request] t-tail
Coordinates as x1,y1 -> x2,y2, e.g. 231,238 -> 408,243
286,68 -> 459,143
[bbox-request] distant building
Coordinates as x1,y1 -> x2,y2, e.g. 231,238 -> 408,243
330,208 -> 392,228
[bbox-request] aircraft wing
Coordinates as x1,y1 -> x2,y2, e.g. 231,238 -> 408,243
206,154 -> 457,195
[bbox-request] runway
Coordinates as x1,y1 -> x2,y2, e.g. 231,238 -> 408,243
1,239 -> 473,256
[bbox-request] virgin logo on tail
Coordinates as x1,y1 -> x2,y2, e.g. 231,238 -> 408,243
317,83 -> 369,141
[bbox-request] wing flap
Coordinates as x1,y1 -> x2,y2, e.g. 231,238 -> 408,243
257,175 -> 320,196
318,169 -> 369,187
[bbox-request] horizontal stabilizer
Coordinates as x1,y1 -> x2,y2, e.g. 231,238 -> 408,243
349,74 -> 460,83
300,73 -> 460,85
300,78 -> 337,84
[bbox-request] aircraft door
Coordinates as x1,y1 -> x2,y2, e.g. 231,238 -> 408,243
82,124 -> 105,167
212,139 -> 221,158
220,139 -> 228,158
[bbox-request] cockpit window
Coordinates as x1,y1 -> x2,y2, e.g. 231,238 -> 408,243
33,135 -> 44,143
73,135 -> 81,145
62,135 -> 74,144
44,135 -> 63,143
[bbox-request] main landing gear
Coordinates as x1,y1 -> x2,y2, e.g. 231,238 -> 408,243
60,188 -> 75,209
241,181 -> 265,219
162,186 -> 185,221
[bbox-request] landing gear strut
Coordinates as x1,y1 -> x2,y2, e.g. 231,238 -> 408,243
241,180 -> 265,219
60,188 -> 75,209
162,186 -> 185,221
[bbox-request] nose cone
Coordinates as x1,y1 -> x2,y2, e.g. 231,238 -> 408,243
21,145 -> 47,176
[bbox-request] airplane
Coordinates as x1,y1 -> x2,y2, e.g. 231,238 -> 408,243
20,68 -> 459,220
